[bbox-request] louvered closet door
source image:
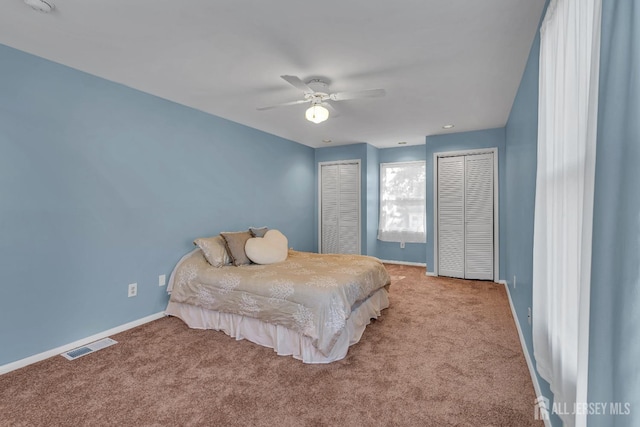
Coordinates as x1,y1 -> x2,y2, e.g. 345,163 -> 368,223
320,164 -> 340,253
337,164 -> 359,254
437,156 -> 466,278
464,153 -> 494,280
437,152 -> 494,280
320,162 -> 360,254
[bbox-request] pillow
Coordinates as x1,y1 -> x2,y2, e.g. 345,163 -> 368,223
193,236 -> 230,267
249,226 -> 269,238
245,229 -> 288,265
220,231 -> 253,266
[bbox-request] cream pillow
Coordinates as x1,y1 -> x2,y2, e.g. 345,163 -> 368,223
245,229 -> 288,265
194,236 -> 229,267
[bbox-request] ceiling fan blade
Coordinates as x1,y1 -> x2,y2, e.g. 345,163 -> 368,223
256,99 -> 309,111
281,75 -> 315,94
323,102 -> 340,118
329,88 -> 386,101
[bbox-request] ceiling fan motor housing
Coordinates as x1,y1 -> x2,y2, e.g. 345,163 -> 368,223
306,79 -> 329,94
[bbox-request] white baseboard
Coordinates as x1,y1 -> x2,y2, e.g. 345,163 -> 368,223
503,283 -> 552,427
0,311 -> 166,376
424,274 -> 504,281
380,259 -> 427,267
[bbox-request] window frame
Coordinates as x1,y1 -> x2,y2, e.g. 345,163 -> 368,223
377,160 -> 427,244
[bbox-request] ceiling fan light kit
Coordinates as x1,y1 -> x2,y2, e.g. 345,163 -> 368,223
305,104 -> 329,124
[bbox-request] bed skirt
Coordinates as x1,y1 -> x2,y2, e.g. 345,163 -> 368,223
165,287 -> 389,364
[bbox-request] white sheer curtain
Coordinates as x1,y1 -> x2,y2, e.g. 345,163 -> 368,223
377,161 -> 426,243
533,1 -> 601,426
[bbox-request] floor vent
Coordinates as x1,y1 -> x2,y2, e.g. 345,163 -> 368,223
61,338 -> 118,361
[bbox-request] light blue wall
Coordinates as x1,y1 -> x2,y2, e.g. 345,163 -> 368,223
425,128 -> 506,276
502,2 -> 640,425
366,144 -> 380,257
588,1 -> 640,426
376,145 -> 427,263
315,143 -> 428,263
0,44 -> 315,366
503,18 -> 560,426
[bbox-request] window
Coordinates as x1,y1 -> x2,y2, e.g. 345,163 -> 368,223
377,161 -> 426,243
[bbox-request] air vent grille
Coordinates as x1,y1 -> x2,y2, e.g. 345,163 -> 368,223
61,338 -> 117,361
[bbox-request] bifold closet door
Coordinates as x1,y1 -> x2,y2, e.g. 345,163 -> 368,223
320,162 -> 360,254
464,153 -> 494,280
437,156 -> 466,278
437,153 -> 494,280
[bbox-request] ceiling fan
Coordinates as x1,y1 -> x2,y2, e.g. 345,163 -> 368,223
257,75 -> 386,124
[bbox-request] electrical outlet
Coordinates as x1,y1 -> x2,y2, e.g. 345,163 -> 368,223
513,275 -> 517,289
528,307 -> 532,325
158,274 -> 166,287
128,283 -> 137,298
400,242 -> 405,249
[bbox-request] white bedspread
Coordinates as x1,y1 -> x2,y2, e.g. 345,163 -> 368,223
167,250 -> 390,356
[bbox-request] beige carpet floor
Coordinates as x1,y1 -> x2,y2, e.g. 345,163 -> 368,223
0,264 -> 542,426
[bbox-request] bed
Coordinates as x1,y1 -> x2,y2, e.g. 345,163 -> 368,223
165,246 -> 391,363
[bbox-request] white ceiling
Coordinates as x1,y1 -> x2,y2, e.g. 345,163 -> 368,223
0,0 -> 545,148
